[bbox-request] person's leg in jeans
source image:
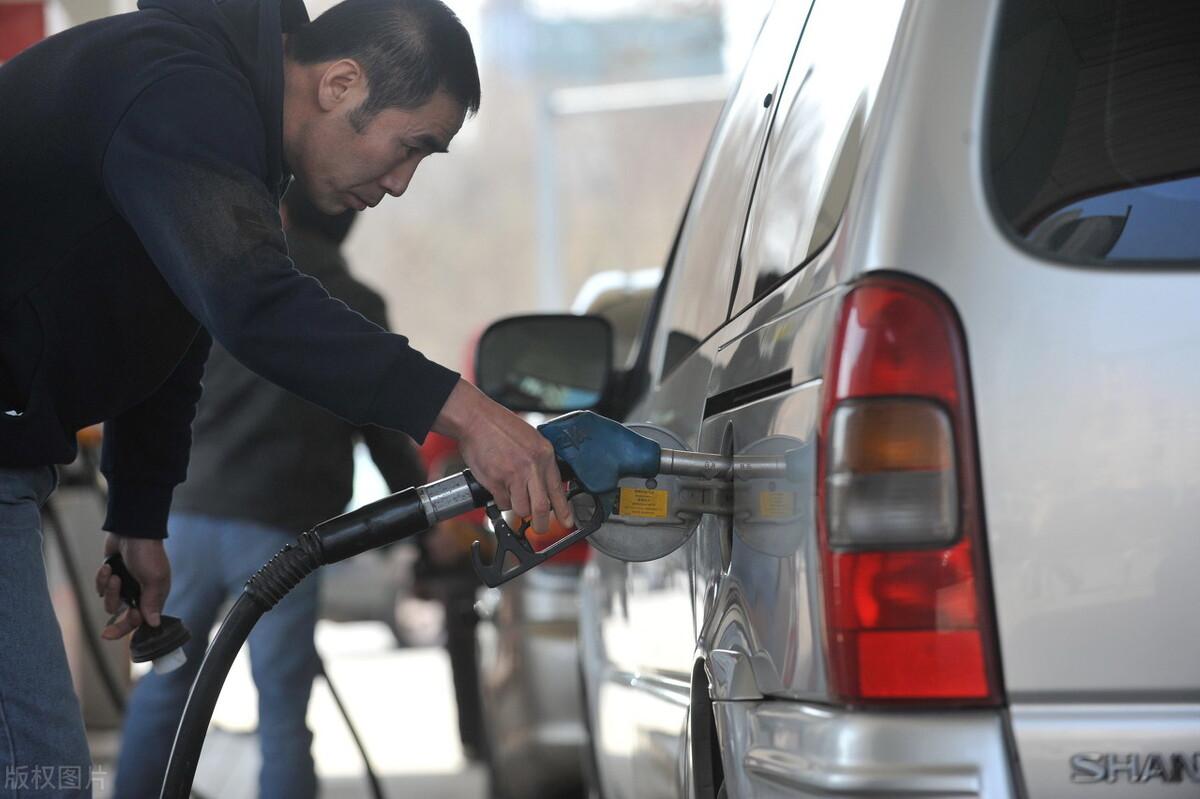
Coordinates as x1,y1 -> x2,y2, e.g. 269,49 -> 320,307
113,514 -> 227,798
222,521 -> 319,799
443,580 -> 485,759
0,466 -> 91,799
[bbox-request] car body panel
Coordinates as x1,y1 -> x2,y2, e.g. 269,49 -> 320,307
579,553 -> 693,799
1011,705 -> 1200,797
717,701 -> 1016,798
579,0 -> 1200,797
700,381 -> 825,701
477,566 -> 587,798
850,0 -> 1200,696
644,1 -> 816,393
588,341 -> 717,799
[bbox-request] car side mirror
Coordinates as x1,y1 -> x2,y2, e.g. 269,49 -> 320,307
476,314 -> 614,414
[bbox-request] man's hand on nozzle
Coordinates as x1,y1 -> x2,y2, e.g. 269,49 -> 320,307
95,533 -> 171,640
433,379 -> 573,533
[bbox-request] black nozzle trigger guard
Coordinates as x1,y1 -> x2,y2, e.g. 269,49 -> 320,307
104,552 -> 142,609
471,484 -> 612,587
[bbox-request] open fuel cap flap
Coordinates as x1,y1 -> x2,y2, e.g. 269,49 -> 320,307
733,434 -> 812,558
584,424 -> 701,562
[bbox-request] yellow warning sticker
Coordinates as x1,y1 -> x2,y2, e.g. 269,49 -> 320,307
758,491 -> 795,519
619,487 -> 670,519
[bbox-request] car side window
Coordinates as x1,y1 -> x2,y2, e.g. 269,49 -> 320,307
652,0 -> 816,380
987,0 -> 1200,264
731,0 -> 907,314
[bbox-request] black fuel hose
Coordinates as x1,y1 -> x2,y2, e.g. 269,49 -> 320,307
161,473 -> 489,799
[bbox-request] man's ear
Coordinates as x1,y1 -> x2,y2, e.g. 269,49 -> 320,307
317,59 -> 366,112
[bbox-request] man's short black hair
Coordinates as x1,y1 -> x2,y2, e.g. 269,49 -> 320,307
283,186 -> 357,245
286,0 -> 480,131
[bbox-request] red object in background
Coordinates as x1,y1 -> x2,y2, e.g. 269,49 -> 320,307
0,3 -> 44,62
525,518 -> 590,566
418,430 -> 460,478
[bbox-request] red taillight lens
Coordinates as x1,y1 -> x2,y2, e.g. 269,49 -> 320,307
831,279 -> 962,404
818,275 -> 1001,705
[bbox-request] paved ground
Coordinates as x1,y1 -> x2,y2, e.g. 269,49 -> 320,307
91,621 -> 486,799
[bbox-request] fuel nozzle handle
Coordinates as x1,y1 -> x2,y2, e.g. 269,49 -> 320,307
537,411 -> 662,494
538,411 -> 806,486
103,553 -> 192,674
309,411 -> 796,591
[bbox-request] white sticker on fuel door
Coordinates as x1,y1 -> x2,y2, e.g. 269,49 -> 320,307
618,487 -> 669,519
758,491 -> 795,519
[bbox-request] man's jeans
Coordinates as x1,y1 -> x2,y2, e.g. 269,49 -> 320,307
114,513 -> 319,799
0,466 -> 92,798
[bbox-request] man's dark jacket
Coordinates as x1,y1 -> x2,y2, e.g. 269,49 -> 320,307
174,228 -> 427,532
0,0 -> 459,537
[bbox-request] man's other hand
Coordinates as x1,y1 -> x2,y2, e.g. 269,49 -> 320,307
433,379 -> 573,534
95,533 -> 172,640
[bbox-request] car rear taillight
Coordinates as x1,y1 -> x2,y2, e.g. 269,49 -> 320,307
817,275 -> 1001,705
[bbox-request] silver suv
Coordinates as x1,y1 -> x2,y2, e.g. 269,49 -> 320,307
477,0 -> 1200,796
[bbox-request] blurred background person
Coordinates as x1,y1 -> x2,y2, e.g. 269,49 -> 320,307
113,186 -> 428,799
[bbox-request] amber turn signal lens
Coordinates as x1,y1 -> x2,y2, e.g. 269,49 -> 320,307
833,398 -> 954,473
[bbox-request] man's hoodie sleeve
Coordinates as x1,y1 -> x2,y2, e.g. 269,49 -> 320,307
100,330 -> 211,539
100,68 -> 459,536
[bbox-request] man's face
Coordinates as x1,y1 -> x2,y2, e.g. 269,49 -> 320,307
290,84 -> 466,214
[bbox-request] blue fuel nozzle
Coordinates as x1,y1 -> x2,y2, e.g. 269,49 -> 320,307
470,412 -> 662,587
537,411 -> 662,495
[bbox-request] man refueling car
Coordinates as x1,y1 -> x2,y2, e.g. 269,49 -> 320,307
157,408 -> 778,798
0,0 -> 571,791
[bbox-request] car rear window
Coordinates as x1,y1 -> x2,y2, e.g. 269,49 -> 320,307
987,0 -> 1200,263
